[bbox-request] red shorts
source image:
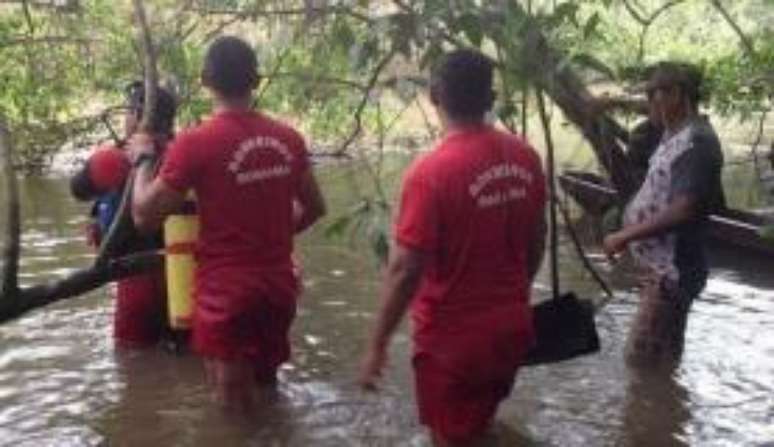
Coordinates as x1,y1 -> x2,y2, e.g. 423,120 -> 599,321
412,322 -> 531,443
413,353 -> 517,443
192,291 -> 296,380
113,270 -> 168,348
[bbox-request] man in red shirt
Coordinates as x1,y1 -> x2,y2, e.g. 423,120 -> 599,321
127,36 -> 326,413
359,50 -> 547,446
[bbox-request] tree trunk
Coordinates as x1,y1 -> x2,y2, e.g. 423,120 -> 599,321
94,0 -> 158,267
2,118 -> 161,323
0,0 -> 163,324
0,117 -> 20,300
515,4 -> 637,200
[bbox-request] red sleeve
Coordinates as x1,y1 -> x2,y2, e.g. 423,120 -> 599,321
395,161 -> 438,252
159,130 -> 202,193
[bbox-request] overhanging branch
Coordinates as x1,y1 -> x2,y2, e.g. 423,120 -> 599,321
335,49 -> 397,156
709,0 -> 756,59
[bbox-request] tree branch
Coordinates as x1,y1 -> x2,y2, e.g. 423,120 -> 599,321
709,0 -> 756,58
0,251 -> 162,324
185,4 -> 373,25
621,0 -> 687,60
621,0 -> 647,26
0,36 -> 97,48
505,3 -> 637,199
94,0 -> 158,267
0,0 -> 80,13
21,0 -> 35,35
623,0 -> 686,26
267,71 -> 368,92
335,49 -> 397,156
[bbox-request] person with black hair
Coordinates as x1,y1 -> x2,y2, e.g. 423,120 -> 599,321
127,35 -> 326,414
70,82 -> 177,348
359,49 -> 547,446
604,61 -> 725,367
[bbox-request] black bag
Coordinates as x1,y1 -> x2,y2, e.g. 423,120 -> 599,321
523,292 -> 600,366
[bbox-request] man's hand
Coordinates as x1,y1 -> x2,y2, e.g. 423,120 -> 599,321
358,345 -> 387,392
358,245 -> 424,393
603,230 -> 630,260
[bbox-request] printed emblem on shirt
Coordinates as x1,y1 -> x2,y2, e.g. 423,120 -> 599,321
227,135 -> 294,185
468,162 -> 534,208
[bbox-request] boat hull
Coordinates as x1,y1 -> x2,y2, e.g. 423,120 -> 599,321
558,170 -> 774,257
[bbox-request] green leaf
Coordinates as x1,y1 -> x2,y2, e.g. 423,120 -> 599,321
553,2 -> 580,28
457,13 -> 484,48
583,12 -> 600,40
324,214 -> 352,239
332,20 -> 356,50
370,230 -> 390,264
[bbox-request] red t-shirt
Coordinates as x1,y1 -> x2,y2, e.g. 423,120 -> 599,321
396,125 -> 546,363
160,110 -> 309,304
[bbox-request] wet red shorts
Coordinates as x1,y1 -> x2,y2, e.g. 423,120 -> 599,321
192,291 -> 296,381
113,270 -> 167,348
412,323 -> 531,443
412,354 -> 518,443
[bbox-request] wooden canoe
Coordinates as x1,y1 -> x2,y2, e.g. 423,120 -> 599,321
558,170 -> 774,257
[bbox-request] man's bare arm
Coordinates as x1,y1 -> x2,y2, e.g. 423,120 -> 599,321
604,194 -> 698,256
359,243 -> 425,389
131,165 -> 185,232
294,169 -> 326,234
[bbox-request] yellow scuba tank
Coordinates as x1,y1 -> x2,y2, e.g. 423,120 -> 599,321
164,193 -> 199,329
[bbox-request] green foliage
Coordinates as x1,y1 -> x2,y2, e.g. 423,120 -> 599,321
324,197 -> 391,264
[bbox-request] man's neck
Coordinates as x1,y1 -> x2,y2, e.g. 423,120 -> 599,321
443,118 -> 487,136
664,107 -> 696,135
213,96 -> 253,115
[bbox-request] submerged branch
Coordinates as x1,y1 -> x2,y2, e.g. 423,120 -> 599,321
0,251 -> 162,324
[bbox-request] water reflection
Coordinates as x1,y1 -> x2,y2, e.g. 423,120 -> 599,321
0,177 -> 772,446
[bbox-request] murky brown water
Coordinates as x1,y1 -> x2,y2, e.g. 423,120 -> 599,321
0,176 -> 772,447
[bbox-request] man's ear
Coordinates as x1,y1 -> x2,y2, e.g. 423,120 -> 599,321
486,89 -> 496,111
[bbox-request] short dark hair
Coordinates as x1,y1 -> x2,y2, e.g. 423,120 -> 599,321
201,36 -> 260,98
431,49 -> 495,121
646,61 -> 704,109
126,81 -> 177,136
